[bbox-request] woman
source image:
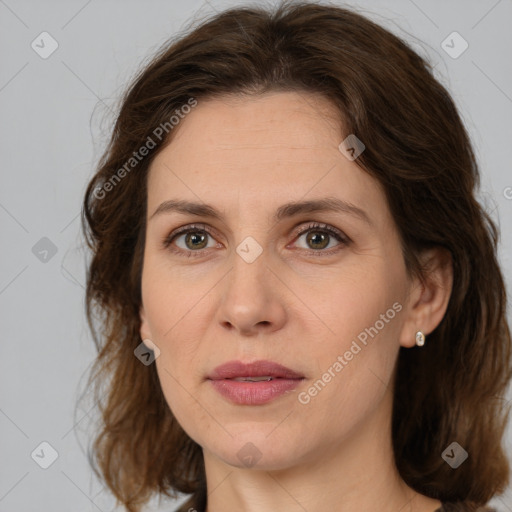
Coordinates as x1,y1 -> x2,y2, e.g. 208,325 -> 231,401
81,2 -> 511,511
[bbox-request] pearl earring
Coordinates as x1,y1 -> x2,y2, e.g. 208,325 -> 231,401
415,331 -> 425,347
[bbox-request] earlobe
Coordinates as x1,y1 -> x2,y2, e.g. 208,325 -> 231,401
398,248 -> 453,348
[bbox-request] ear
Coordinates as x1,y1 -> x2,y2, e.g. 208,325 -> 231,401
139,304 -> 154,350
398,247 -> 453,348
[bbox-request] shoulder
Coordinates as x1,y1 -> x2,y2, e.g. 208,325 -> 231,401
174,499 -> 498,512
174,497 -> 498,512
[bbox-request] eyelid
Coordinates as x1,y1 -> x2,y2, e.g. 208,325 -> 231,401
289,221 -> 349,245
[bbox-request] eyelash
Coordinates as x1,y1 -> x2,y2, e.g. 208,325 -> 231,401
162,222 -> 350,258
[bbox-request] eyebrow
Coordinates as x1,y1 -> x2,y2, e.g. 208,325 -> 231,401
149,197 -> 372,226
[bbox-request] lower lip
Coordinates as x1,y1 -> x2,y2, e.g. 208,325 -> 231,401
209,378 -> 303,405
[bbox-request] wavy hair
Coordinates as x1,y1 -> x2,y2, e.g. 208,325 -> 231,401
81,2 -> 512,510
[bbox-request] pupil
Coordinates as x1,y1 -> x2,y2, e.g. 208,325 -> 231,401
187,232 -> 207,249
308,232 -> 328,249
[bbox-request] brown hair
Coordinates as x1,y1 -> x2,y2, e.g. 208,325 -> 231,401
81,1 -> 512,510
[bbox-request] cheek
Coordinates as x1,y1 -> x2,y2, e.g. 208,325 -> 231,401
141,290 -> 206,427
298,300 -> 401,436
302,263 -> 404,401
311,262 -> 400,346
141,260 -> 207,354
153,362 -> 213,449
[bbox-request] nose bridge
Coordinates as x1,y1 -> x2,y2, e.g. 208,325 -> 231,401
227,203 -> 269,287
228,235 -> 270,305
216,234 -> 286,335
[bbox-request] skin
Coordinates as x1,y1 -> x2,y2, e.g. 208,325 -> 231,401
139,91 -> 453,512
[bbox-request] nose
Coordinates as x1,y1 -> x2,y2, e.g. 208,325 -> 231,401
215,247 -> 287,337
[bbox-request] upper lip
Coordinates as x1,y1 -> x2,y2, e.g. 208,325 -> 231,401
208,360 -> 304,380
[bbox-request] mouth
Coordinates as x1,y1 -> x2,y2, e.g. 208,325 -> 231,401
207,359 -> 304,381
231,376 -> 276,382
207,360 -> 305,405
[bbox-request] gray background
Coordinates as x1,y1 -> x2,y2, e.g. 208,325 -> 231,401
1,0 -> 511,510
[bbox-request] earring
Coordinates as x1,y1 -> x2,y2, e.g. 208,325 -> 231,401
415,331 -> 425,347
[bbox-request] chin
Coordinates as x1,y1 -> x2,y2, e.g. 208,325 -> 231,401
204,429 -> 307,471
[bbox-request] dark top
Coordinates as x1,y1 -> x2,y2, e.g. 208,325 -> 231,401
435,505 -> 497,512
174,486 -> 498,512
435,501 -> 498,512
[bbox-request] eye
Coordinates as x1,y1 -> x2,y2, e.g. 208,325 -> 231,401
163,223 -> 218,256
162,221 -> 350,257
291,222 -> 349,255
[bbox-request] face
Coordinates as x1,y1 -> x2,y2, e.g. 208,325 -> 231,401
139,91 -> 415,470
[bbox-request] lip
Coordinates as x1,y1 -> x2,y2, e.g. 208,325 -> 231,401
208,360 -> 304,380
207,360 -> 305,405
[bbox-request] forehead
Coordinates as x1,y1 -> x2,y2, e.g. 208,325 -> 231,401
146,91 -> 388,228
152,91 -> 343,167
